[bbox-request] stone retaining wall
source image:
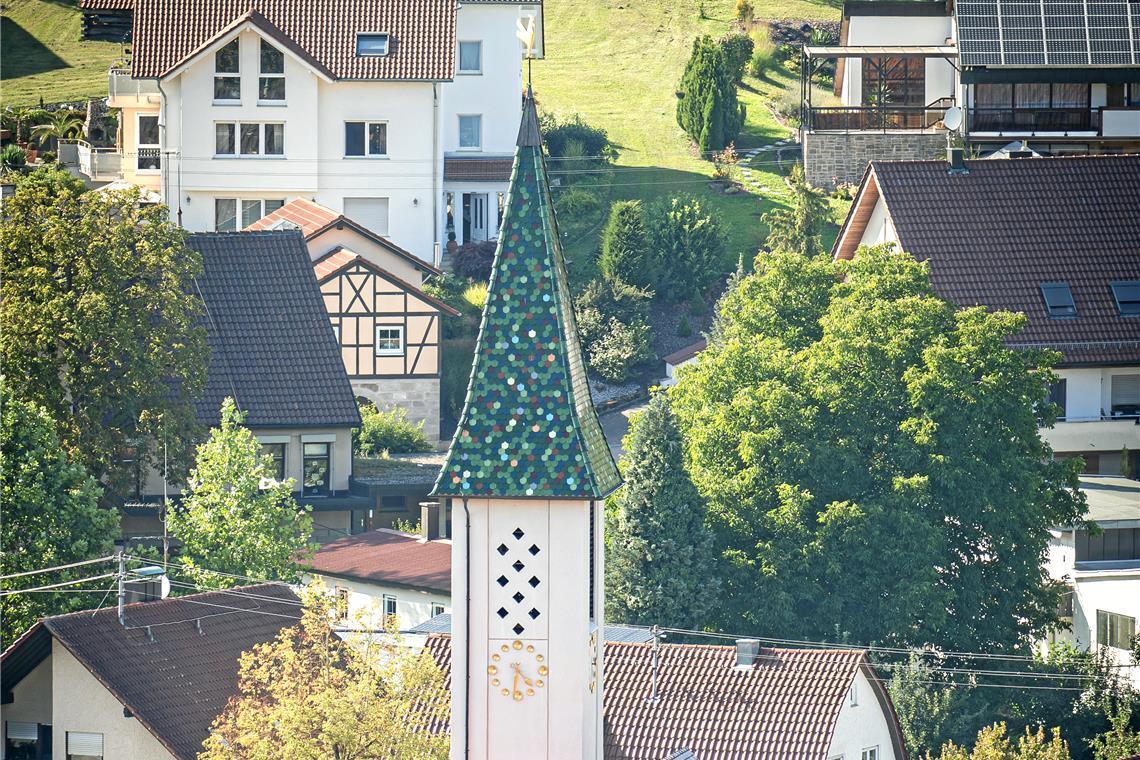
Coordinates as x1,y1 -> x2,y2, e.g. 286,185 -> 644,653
804,131 -> 947,189
352,377 -> 442,442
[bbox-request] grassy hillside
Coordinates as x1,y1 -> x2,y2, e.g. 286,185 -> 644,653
1,0 -> 123,106
532,0 -> 842,273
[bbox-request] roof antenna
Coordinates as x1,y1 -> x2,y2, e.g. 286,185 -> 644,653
646,625 -> 665,704
115,539 -> 126,628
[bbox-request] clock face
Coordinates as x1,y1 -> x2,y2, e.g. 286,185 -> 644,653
488,639 -> 548,701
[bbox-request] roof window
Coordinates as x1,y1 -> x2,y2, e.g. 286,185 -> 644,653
1040,282 -> 1077,319
356,33 -> 390,57
1110,281 -> 1140,317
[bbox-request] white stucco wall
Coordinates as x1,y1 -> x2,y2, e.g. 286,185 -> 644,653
0,654 -> 52,758
825,668 -> 900,760
1072,570 -> 1140,687
304,572 -> 451,630
856,195 -> 896,248
51,639 -> 175,760
1043,368 -> 1140,462
841,16 -> 955,107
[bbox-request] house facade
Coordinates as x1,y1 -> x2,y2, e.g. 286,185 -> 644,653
75,0 -> 544,260
833,154 -> 1140,475
802,0 -> 1140,187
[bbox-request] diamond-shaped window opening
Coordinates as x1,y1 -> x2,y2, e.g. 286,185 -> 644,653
513,623 -> 525,635
528,608 -> 540,620
496,575 -> 509,587
497,607 -> 509,618
512,560 -> 525,572
512,591 -> 525,603
497,543 -> 509,556
512,527 -> 525,540
528,576 -> 540,588
528,544 -> 540,556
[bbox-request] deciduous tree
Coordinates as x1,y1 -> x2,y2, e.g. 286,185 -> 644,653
930,723 -> 1071,760
1,167 -> 207,492
0,384 -> 118,646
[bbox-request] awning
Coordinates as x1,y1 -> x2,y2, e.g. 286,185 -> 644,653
804,45 -> 958,58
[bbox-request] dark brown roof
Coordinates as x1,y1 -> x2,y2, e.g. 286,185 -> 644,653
836,155 -> 1140,366
131,0 -> 456,81
424,636 -> 906,760
79,0 -> 136,9
307,529 -> 451,593
443,156 -> 514,182
1,585 -> 300,760
663,339 -> 707,366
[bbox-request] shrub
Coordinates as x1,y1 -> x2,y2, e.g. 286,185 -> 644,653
676,36 -> 746,153
451,239 -> 497,281
735,0 -> 754,24
38,151 -> 56,164
599,200 -> 654,290
1,145 -> 27,170
718,32 -> 754,83
586,318 -> 652,383
554,186 -> 602,218
711,143 -> 739,184
461,282 -> 488,314
540,112 -> 616,163
355,402 -> 433,456
676,314 -> 692,338
441,339 -> 476,420
423,272 -> 475,339
575,278 -> 654,383
749,31 -> 779,79
647,196 -> 727,301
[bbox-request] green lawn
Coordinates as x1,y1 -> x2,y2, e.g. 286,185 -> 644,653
1,0 -> 122,107
532,0 -> 843,272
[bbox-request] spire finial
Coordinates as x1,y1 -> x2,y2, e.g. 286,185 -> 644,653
517,84 -> 541,148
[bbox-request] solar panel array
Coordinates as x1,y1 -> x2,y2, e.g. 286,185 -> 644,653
956,0 -> 1140,66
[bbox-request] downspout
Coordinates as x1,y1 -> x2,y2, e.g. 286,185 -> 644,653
433,81 -> 442,267
155,78 -> 179,227
461,496 -> 471,759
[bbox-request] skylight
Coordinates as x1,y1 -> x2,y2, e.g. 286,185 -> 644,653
356,33 -> 390,57
1040,282 -> 1077,319
1111,281 -> 1140,317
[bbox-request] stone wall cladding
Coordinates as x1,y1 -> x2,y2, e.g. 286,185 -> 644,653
353,377 -> 442,442
804,131 -> 947,189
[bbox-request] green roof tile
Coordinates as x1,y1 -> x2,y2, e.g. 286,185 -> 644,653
433,93 -> 621,500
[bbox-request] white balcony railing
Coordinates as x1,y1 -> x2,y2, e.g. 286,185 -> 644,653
59,139 -> 123,182
108,68 -> 160,103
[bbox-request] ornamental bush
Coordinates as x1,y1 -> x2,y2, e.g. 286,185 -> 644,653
718,32 -> 754,83
355,402 -> 434,456
676,36 -> 746,152
647,195 -> 727,301
574,278 -> 654,383
451,239 -> 497,282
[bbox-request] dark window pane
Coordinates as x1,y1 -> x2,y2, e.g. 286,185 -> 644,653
137,116 -> 159,145
1048,379 -> 1067,419
240,123 -> 260,155
259,76 -> 285,101
356,34 -> 389,56
368,122 -> 387,155
260,443 -> 286,480
215,123 -> 235,154
1052,83 -> 1088,108
264,123 -> 284,155
264,198 -> 285,214
215,199 -> 237,231
975,83 -> 1012,108
260,40 -> 284,74
345,122 -> 365,156
214,76 -> 241,100
241,199 -> 263,228
216,40 -> 239,73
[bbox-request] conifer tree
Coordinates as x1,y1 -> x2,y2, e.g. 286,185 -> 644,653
676,36 -> 746,152
763,163 -> 830,257
598,200 -> 653,290
606,393 -> 718,629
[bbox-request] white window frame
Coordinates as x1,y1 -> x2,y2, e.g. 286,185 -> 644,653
258,39 -> 286,104
458,114 -> 482,150
135,113 -> 161,175
383,593 -> 397,618
356,32 -> 390,57
214,198 -> 286,231
343,120 -> 389,158
458,40 -> 483,74
431,602 -> 446,617
213,38 -> 241,104
848,682 -> 858,706
215,121 -> 285,158
375,324 -> 405,356
861,748 -> 879,760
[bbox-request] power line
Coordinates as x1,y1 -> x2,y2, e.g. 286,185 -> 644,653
125,555 -> 293,589
0,573 -> 119,597
0,555 -> 115,581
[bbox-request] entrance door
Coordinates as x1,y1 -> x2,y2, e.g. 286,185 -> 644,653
464,192 -> 489,242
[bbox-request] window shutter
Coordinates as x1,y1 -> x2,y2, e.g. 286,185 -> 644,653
6,721 -> 39,741
1111,374 -> 1140,406
67,731 -> 104,755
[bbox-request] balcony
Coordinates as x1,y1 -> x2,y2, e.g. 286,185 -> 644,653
1040,416 -> 1140,454
806,100 -> 953,133
969,106 -> 1140,138
108,68 -> 160,108
58,139 -> 123,182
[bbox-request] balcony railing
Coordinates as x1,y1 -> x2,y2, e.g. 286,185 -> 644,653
136,147 -> 161,172
806,100 -> 952,133
108,68 -> 160,102
968,107 -> 1096,133
58,139 -> 123,181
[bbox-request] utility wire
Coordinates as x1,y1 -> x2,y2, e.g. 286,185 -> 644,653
125,555 -> 292,588
0,573 -> 118,597
0,555 -> 115,581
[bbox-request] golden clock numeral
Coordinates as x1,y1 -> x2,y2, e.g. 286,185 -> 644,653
536,679 -> 544,688
527,688 -> 535,696
535,654 -> 544,662
513,690 -> 523,701
487,665 -> 498,675
525,678 -> 533,686
526,645 -> 534,652
512,640 -> 523,650
501,688 -> 510,697
537,666 -> 548,676
501,644 -> 509,652
492,653 -> 501,662
491,678 -> 500,687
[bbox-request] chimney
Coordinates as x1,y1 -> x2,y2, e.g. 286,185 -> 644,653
947,147 -> 968,174
420,501 -> 444,541
734,638 -> 761,670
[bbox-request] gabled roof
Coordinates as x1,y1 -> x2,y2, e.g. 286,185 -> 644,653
1,585 -> 300,760
305,528 -> 452,593
130,0 -> 456,81
188,230 -> 361,428
312,248 -> 459,316
423,635 -> 906,760
833,155 -> 1140,366
433,91 -> 621,499
663,339 -> 707,367
248,198 -> 441,276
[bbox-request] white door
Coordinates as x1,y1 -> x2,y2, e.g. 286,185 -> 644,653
343,197 -> 390,237
470,193 -> 488,241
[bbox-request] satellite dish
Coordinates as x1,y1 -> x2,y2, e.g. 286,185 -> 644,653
943,106 -> 963,131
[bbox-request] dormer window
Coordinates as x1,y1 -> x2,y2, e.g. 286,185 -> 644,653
356,33 -> 390,57
1040,282 -> 1077,318
1110,281 -> 1140,317
214,39 -> 240,101
259,40 -> 285,102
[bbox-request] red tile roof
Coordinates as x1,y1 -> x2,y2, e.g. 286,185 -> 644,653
835,155 -> 1140,366
424,636 -> 904,760
307,529 -> 452,593
312,248 -> 460,315
130,0 -> 456,81
248,197 -> 340,237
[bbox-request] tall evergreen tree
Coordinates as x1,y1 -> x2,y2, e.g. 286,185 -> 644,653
606,392 -> 718,629
763,163 -> 830,257
598,200 -> 653,290
676,36 -> 746,152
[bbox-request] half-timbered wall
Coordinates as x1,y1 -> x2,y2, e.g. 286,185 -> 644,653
321,262 -> 441,379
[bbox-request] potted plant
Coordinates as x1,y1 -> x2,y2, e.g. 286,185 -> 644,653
446,230 -> 458,254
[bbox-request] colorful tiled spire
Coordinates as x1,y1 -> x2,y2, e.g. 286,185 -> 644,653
434,89 -> 621,500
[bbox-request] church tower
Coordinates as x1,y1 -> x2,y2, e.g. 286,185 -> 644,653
434,88 -> 621,760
